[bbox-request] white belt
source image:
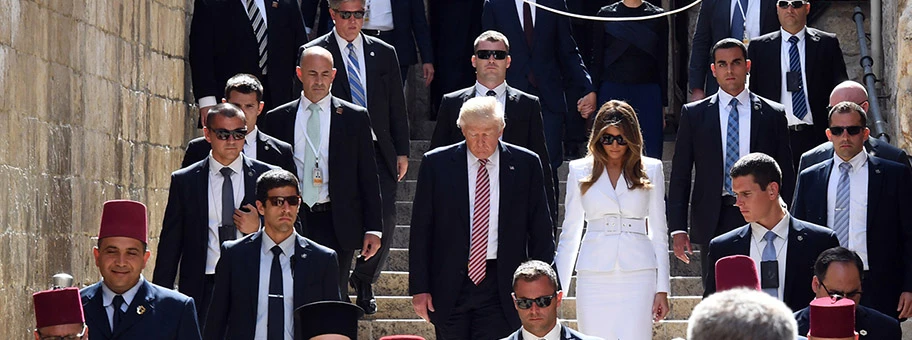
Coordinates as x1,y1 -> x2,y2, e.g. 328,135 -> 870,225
586,215 -> 647,235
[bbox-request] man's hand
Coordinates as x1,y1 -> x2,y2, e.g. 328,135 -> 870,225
689,88 -> 706,102
412,293 -> 435,321
897,292 -> 912,318
233,204 -> 260,234
361,233 -> 382,260
422,63 -> 435,87
673,233 -> 693,264
199,105 -> 213,127
397,155 -> 409,182
577,92 -> 597,118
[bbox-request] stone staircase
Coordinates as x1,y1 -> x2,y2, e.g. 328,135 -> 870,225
353,126 -> 702,339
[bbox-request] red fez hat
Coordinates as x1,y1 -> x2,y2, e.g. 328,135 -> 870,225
809,297 -> 855,338
295,301 -> 364,339
715,255 -> 761,291
379,336 -> 426,340
99,200 -> 148,244
33,287 -> 84,328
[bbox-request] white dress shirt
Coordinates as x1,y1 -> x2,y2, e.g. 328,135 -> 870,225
778,27 -> 813,126
244,127 -> 259,160
729,0 -> 760,41
826,150 -> 869,269
474,81 -> 508,109
206,154 -> 246,274
717,89 -> 752,192
748,213 -> 790,300
521,322 -> 561,340
199,0 -> 268,108
468,148 -> 501,259
254,233 -> 296,340
101,276 -> 145,331
515,0 -> 536,29
363,0 -> 394,31
295,94 -> 333,204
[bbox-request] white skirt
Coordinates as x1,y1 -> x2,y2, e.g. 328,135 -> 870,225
576,269 -> 657,340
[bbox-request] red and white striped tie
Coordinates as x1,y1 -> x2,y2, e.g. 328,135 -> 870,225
468,158 -> 491,285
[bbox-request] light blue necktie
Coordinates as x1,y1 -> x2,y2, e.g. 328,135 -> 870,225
731,0 -> 748,40
788,36 -> 809,120
346,43 -> 367,108
302,103 -> 322,207
833,162 -> 852,246
724,98 -> 740,194
762,231 -> 779,297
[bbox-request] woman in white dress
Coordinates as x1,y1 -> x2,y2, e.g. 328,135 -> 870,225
555,100 -> 670,339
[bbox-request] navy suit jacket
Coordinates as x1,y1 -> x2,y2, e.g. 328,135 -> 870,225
181,130 -> 296,175
81,280 -> 201,340
409,141 -> 555,330
668,92 -> 795,244
258,97 -> 383,249
501,325 -> 602,340
152,156 -> 276,308
797,138 -> 912,174
704,216 -> 839,311
481,0 -> 594,113
202,231 -> 341,339
795,304 -> 901,340
791,155 -> 912,318
387,0 -> 434,66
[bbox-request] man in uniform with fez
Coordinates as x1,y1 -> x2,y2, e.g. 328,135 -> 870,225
294,301 -> 364,340
34,287 -> 88,339
81,200 -> 202,340
806,297 -> 858,340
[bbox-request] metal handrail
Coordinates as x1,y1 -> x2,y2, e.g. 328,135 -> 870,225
853,7 -> 890,142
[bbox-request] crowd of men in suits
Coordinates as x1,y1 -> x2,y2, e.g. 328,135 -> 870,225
25,0 -> 912,339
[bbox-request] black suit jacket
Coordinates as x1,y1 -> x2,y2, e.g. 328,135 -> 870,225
791,156 -> 912,318
409,141 -> 555,329
704,217 -> 840,311
81,280 -> 202,340
386,0 -> 434,66
798,138 -> 912,174
203,231 -> 342,339
747,27 -> 849,143
152,155 -> 276,305
189,0 -> 307,107
668,92 -> 795,244
430,85 -> 557,233
258,97 -> 383,249
181,130 -> 296,175
501,325 -> 600,340
481,0 -> 594,113
427,0 -> 484,120
303,33 -> 409,177
688,0 -> 779,93
795,304 -> 901,340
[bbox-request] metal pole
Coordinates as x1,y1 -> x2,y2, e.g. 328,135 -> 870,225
853,7 -> 890,142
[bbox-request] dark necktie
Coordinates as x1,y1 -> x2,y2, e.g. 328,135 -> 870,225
268,245 -> 285,339
112,295 -> 125,331
523,2 -> 537,87
486,90 -> 496,97
219,167 -> 237,243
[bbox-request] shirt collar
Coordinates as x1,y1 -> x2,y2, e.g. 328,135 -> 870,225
521,323 -> 561,340
208,152 -> 245,175
833,147 -> 868,172
245,127 -> 258,147
474,81 -> 507,98
467,144 -> 501,167
717,88 -> 750,109
262,231 -> 297,257
300,92 -> 333,110
333,28 -> 364,51
750,212 -> 791,241
102,275 -> 145,308
781,27 -> 808,43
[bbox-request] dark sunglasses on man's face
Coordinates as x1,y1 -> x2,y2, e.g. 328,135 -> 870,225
476,50 -> 509,60
777,0 -> 806,9
600,133 -> 628,146
333,9 -> 365,19
514,293 -> 557,309
212,128 -> 248,140
266,196 -> 302,207
828,126 -> 864,136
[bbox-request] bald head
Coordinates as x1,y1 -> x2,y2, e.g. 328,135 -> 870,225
829,81 -> 868,112
300,46 -> 335,66
297,46 -> 337,103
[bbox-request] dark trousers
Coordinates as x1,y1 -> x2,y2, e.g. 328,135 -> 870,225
700,198 -> 747,285
352,148 -> 398,284
302,208 -> 355,296
598,81 -> 665,158
861,272 -> 902,320
789,127 -> 821,172
199,274 -> 216,330
435,260 -> 514,340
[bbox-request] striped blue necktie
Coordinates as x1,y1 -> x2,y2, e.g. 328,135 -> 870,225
788,36 -> 808,120
346,43 -> 367,108
833,162 -> 852,246
724,98 -> 740,194
246,0 -> 268,74
731,0 -> 748,40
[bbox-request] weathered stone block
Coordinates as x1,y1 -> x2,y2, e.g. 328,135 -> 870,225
14,0 -> 48,59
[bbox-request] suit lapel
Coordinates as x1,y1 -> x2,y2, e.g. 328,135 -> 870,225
112,281 -> 154,337
732,225 -> 752,255
460,87 -> 475,103
503,0 -> 530,55
244,232 -> 264,319
293,234 -> 311,309
326,35 -> 352,102
803,29 -> 821,90
83,285 -> 114,339
279,99 -> 301,144
707,95 -> 725,176
784,217 -> 805,303
363,35 -> 378,106
771,32 -> 784,97
498,143 -> 515,248
256,130 -> 270,157
329,98 -> 345,179
453,143 -> 471,229
503,86 -> 520,141
866,157 -> 883,228
810,161 -> 833,224
241,155 -> 258,206
749,93 -> 761,151
197,159 -> 211,254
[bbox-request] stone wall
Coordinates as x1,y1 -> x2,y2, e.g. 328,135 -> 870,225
883,0 -> 912,151
0,0 -> 195,337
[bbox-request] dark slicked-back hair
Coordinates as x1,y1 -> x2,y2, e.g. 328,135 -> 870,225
814,247 -> 865,282
712,38 -> 748,63
256,169 -> 300,202
205,103 -> 247,129
224,73 -> 264,102
827,101 -> 868,127
512,260 -> 559,291
730,153 -> 782,191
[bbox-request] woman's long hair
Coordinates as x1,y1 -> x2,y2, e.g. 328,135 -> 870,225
579,100 -> 652,195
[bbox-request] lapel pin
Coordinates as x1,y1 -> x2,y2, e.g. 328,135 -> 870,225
247,171 -> 254,177
137,305 -> 146,315
753,103 -> 761,111
300,253 -> 307,259
370,51 -> 375,57
336,107 -> 343,115
797,235 -> 804,241
859,330 -> 867,336
265,145 -> 270,150
272,1 -> 278,8
509,165 -> 514,170
875,169 -> 881,174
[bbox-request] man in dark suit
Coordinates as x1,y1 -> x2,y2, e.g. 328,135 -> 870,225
257,46 -> 383,301
794,247 -> 902,339
300,0 -> 407,314
410,96 -> 555,339
797,80 -> 912,173
182,74 -> 296,175
428,0 -> 484,120
358,0 -> 435,84
204,169 -> 342,339
748,0 -> 848,168
704,153 -> 839,311
82,200 -> 201,340
189,0 -> 307,125
500,260 -> 599,340
668,39 -> 795,285
688,0 -> 779,101
430,30 -> 557,237
791,102 -> 912,319
481,0 -> 596,173
153,104 -> 277,323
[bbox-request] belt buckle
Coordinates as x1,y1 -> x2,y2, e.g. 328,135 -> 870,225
604,215 -> 621,233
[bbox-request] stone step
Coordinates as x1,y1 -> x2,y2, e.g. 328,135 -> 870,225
356,318 -> 689,339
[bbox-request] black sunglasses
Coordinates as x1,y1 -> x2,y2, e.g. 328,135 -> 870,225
777,0 -> 807,8
828,125 -> 864,136
212,128 -> 248,140
600,133 -> 628,146
514,293 -> 557,309
266,195 -> 302,207
333,9 -> 365,19
818,278 -> 863,300
476,50 -> 508,60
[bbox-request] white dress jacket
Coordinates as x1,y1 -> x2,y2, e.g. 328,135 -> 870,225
555,156 -> 670,293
